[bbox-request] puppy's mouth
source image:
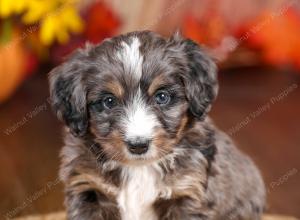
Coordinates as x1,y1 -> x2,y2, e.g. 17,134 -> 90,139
123,139 -> 167,164
95,133 -> 173,165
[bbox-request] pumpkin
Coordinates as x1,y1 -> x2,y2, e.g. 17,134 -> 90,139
0,34 -> 27,103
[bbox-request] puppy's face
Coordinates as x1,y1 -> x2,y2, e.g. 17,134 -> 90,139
49,31 -> 218,165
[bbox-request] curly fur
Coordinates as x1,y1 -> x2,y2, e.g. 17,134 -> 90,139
49,31 -> 265,220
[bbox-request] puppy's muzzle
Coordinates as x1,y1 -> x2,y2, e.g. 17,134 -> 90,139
126,139 -> 150,155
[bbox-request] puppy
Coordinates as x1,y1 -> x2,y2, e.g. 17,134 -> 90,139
49,31 -> 265,220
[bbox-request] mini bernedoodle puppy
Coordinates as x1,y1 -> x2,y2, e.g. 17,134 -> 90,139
49,31 -> 266,220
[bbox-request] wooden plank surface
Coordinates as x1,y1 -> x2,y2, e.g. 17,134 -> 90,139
14,211 -> 299,220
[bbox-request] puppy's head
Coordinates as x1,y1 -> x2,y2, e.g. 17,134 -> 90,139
49,31 -> 218,165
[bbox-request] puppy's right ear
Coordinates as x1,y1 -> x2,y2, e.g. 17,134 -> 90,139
48,56 -> 88,137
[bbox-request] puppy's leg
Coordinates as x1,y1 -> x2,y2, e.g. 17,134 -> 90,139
65,187 -> 121,220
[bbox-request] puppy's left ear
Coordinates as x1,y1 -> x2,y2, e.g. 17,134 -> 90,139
172,34 -> 218,120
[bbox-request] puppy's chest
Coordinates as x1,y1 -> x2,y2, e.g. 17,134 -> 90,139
116,166 -> 169,220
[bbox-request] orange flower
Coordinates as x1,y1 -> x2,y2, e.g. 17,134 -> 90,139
241,9 -> 300,69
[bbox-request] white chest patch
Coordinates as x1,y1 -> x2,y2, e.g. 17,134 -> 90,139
117,166 -> 159,220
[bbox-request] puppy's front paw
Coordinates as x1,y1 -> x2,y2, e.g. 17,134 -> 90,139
153,197 -> 211,220
65,189 -> 121,220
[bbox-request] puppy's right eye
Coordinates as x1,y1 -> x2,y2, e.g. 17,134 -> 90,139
89,94 -> 118,111
102,95 -> 117,109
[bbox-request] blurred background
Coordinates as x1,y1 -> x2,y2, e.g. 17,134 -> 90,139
0,0 -> 299,219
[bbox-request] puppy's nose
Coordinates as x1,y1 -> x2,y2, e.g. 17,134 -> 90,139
126,140 -> 149,155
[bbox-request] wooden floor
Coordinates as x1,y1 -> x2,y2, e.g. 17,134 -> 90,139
0,66 -> 299,218
14,212 -> 299,220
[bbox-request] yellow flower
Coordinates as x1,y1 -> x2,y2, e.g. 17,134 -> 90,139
40,5 -> 83,45
22,0 -> 57,24
0,0 -> 27,17
0,0 -> 84,45
23,0 -> 84,45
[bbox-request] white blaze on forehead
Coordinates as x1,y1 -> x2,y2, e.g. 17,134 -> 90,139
117,37 -> 143,80
123,90 -> 158,140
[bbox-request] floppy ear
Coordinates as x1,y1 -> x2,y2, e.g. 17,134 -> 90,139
48,54 -> 88,137
176,36 -> 218,120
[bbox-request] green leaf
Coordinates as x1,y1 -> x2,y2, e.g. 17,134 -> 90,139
0,18 -> 13,45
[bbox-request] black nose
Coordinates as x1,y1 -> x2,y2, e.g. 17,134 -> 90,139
126,140 -> 149,155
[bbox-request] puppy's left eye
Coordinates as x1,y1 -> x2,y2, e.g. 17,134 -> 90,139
155,90 -> 171,105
